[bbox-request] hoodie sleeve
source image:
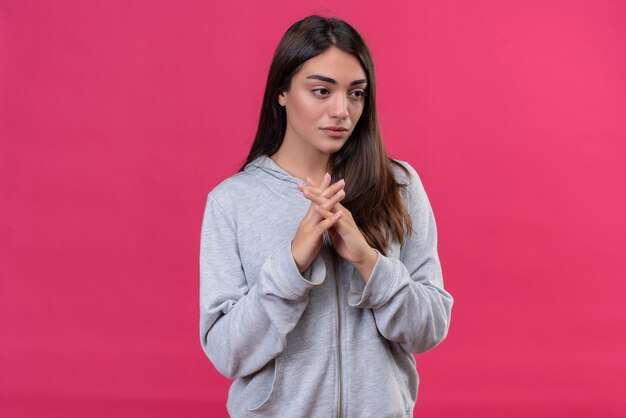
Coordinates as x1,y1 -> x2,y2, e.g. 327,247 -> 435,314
199,194 -> 326,379
346,163 -> 453,354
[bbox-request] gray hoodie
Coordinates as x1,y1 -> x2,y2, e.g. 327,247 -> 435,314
199,155 -> 453,417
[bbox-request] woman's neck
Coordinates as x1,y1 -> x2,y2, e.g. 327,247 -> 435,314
270,142 -> 330,184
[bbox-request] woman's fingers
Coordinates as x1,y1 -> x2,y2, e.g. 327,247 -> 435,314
314,204 -> 340,220
320,179 -> 344,198
301,179 -> 345,200
291,174 -> 346,273
321,172 -> 331,189
303,173 -> 344,198
291,203 -> 342,270
304,188 -> 344,210
298,179 -> 344,221
305,172 -> 331,189
298,177 -> 346,226
314,209 -> 342,234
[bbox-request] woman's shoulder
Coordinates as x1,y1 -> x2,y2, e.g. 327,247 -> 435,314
388,158 -> 431,209
209,171 -> 250,198
202,171 -> 263,228
207,154 -> 286,205
204,168 -> 261,214
389,158 -> 421,187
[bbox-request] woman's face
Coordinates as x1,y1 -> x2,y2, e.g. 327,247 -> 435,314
278,46 -> 367,156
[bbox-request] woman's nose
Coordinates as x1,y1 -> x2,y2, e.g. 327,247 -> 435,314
329,94 -> 349,119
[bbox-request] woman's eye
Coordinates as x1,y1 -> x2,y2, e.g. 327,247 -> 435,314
312,88 -> 330,97
349,90 -> 366,100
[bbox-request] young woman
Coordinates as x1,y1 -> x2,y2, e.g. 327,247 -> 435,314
200,15 -> 453,417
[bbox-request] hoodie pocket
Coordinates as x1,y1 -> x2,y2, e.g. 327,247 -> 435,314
242,359 -> 279,411
346,337 -> 414,417
383,340 -> 415,407
245,346 -> 337,416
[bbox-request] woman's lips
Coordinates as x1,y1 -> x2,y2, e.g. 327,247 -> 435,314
321,126 -> 348,138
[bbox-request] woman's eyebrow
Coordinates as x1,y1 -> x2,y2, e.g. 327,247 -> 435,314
306,74 -> 367,86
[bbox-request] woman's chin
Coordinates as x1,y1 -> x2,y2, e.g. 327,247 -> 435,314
317,140 -> 348,155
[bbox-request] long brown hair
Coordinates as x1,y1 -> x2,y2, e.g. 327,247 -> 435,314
241,15 -> 412,254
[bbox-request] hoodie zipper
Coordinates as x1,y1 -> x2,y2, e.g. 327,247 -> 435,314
332,245 -> 343,418
335,262 -> 343,418
325,232 -> 343,418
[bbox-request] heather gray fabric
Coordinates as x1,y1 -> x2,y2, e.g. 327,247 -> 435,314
199,155 -> 453,417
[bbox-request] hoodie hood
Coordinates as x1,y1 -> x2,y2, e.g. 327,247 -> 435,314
244,155 -> 302,186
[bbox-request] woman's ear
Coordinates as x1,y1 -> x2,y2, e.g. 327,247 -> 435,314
278,91 -> 287,107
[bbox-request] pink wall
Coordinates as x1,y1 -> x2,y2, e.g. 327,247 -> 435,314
1,1 -> 625,416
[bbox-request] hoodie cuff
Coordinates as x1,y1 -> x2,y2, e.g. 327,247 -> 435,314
272,242 -> 326,300
348,250 -> 404,309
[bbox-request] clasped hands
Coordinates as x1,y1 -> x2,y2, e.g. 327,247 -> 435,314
291,173 -> 378,283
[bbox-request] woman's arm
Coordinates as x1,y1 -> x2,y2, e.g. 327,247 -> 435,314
346,163 -> 453,354
199,194 -> 327,379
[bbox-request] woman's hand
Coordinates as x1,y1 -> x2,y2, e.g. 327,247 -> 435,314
291,173 -> 346,273
299,178 -> 379,282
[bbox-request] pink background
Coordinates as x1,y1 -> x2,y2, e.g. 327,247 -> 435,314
2,1 -> 625,417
